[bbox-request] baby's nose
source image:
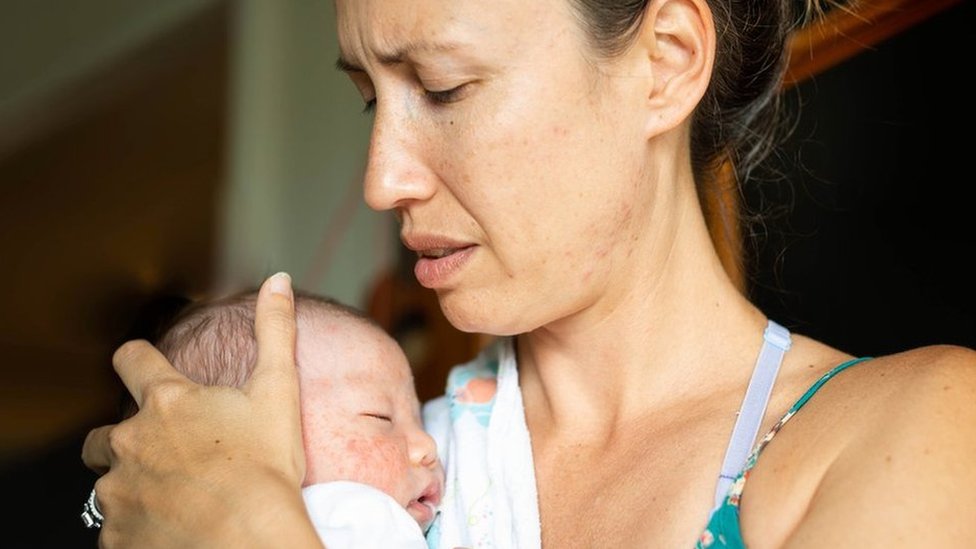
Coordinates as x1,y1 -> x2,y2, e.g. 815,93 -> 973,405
409,430 -> 438,469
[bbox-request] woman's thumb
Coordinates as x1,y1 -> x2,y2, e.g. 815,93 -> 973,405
246,272 -> 299,397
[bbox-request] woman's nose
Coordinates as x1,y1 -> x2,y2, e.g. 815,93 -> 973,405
409,429 -> 438,469
363,105 -> 437,212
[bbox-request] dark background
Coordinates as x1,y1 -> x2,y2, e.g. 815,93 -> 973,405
748,1 -> 975,356
1,2 -> 973,547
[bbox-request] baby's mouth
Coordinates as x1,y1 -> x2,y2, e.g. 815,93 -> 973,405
407,481 -> 442,527
407,497 -> 437,527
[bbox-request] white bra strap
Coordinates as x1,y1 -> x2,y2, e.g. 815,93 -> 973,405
711,319 -> 792,511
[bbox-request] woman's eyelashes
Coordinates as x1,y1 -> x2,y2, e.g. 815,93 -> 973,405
360,83 -> 471,115
424,83 -> 468,106
362,97 -> 377,115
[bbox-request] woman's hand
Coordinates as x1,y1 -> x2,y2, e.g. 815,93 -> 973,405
81,273 -> 323,548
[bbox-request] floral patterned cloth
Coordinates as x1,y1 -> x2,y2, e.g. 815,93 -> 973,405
422,337 -> 542,549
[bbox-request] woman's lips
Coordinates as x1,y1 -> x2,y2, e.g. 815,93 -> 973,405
404,235 -> 477,289
414,246 -> 475,288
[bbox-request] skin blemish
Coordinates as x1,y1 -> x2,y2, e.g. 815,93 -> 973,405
215,439 -> 220,444
885,455 -> 892,463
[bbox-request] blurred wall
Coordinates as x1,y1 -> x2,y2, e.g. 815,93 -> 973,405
0,0 -> 229,465
0,0 -> 222,158
0,2 -> 388,546
0,0 -> 388,467
219,0 -> 389,307
1,2 -> 231,547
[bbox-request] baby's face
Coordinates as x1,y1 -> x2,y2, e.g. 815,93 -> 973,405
296,313 -> 443,528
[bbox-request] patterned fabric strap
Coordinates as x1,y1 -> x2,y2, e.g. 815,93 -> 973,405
696,355 -> 874,549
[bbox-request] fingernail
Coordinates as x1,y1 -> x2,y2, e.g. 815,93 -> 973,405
268,272 -> 292,297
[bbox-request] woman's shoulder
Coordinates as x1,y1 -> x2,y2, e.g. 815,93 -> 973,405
781,343 -> 976,545
851,343 -> 976,443
850,343 -> 976,410
786,337 -> 975,412
793,342 -> 976,455
875,342 -> 976,372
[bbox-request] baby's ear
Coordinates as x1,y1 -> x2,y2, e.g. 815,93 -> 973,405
632,0 -> 715,137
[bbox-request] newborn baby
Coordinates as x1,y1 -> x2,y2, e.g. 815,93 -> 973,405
129,288 -> 443,547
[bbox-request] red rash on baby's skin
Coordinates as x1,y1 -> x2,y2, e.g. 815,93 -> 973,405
294,313 -> 443,513
304,427 -> 411,500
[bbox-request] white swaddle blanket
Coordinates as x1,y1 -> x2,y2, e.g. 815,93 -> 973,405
302,481 -> 427,549
422,337 -> 542,549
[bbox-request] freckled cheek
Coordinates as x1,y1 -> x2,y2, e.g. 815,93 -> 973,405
446,102 -> 609,280
302,427 -> 411,501
342,436 -> 411,499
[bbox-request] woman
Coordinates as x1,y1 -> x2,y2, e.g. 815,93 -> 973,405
83,0 -> 976,546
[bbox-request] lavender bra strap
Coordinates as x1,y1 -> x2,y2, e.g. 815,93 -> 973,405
711,320 -> 792,512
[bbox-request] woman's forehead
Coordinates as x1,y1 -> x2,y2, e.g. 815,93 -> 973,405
334,0 -> 567,65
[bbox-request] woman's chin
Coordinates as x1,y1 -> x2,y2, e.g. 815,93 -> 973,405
437,293 -> 529,337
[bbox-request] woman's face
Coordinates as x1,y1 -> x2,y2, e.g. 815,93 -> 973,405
336,0 -> 661,334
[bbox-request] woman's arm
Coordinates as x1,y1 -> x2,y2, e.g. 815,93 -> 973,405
82,273 -> 324,548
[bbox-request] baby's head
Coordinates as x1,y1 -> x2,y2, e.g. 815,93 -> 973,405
149,288 -> 443,527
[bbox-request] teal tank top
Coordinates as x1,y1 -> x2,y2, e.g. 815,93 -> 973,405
695,356 -> 873,548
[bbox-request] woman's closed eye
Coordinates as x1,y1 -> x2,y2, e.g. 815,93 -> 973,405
424,83 -> 470,106
361,82 -> 474,115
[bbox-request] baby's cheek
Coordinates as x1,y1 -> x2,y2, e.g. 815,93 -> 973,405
342,436 -> 411,501
302,429 -> 410,501
302,429 -> 354,486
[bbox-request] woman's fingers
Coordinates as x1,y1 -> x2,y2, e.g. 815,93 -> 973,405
84,327 -> 189,476
72,272 -> 312,546
246,272 -> 299,399
81,424 -> 116,473
112,339 -> 188,408
244,272 -> 306,481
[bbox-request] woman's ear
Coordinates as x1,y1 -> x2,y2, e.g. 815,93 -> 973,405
634,0 -> 715,137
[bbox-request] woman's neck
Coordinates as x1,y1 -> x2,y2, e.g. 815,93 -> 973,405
516,181 -> 766,439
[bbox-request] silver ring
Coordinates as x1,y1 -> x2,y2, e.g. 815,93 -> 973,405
81,488 -> 104,529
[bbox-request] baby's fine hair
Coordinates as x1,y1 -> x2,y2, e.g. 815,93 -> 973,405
120,288 -> 377,418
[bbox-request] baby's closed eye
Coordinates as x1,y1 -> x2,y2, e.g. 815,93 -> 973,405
360,412 -> 393,423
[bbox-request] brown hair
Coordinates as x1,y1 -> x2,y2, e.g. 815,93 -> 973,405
120,288 -> 376,418
567,0 -> 821,186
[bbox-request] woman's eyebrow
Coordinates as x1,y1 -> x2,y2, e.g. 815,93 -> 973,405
335,40 -> 465,73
